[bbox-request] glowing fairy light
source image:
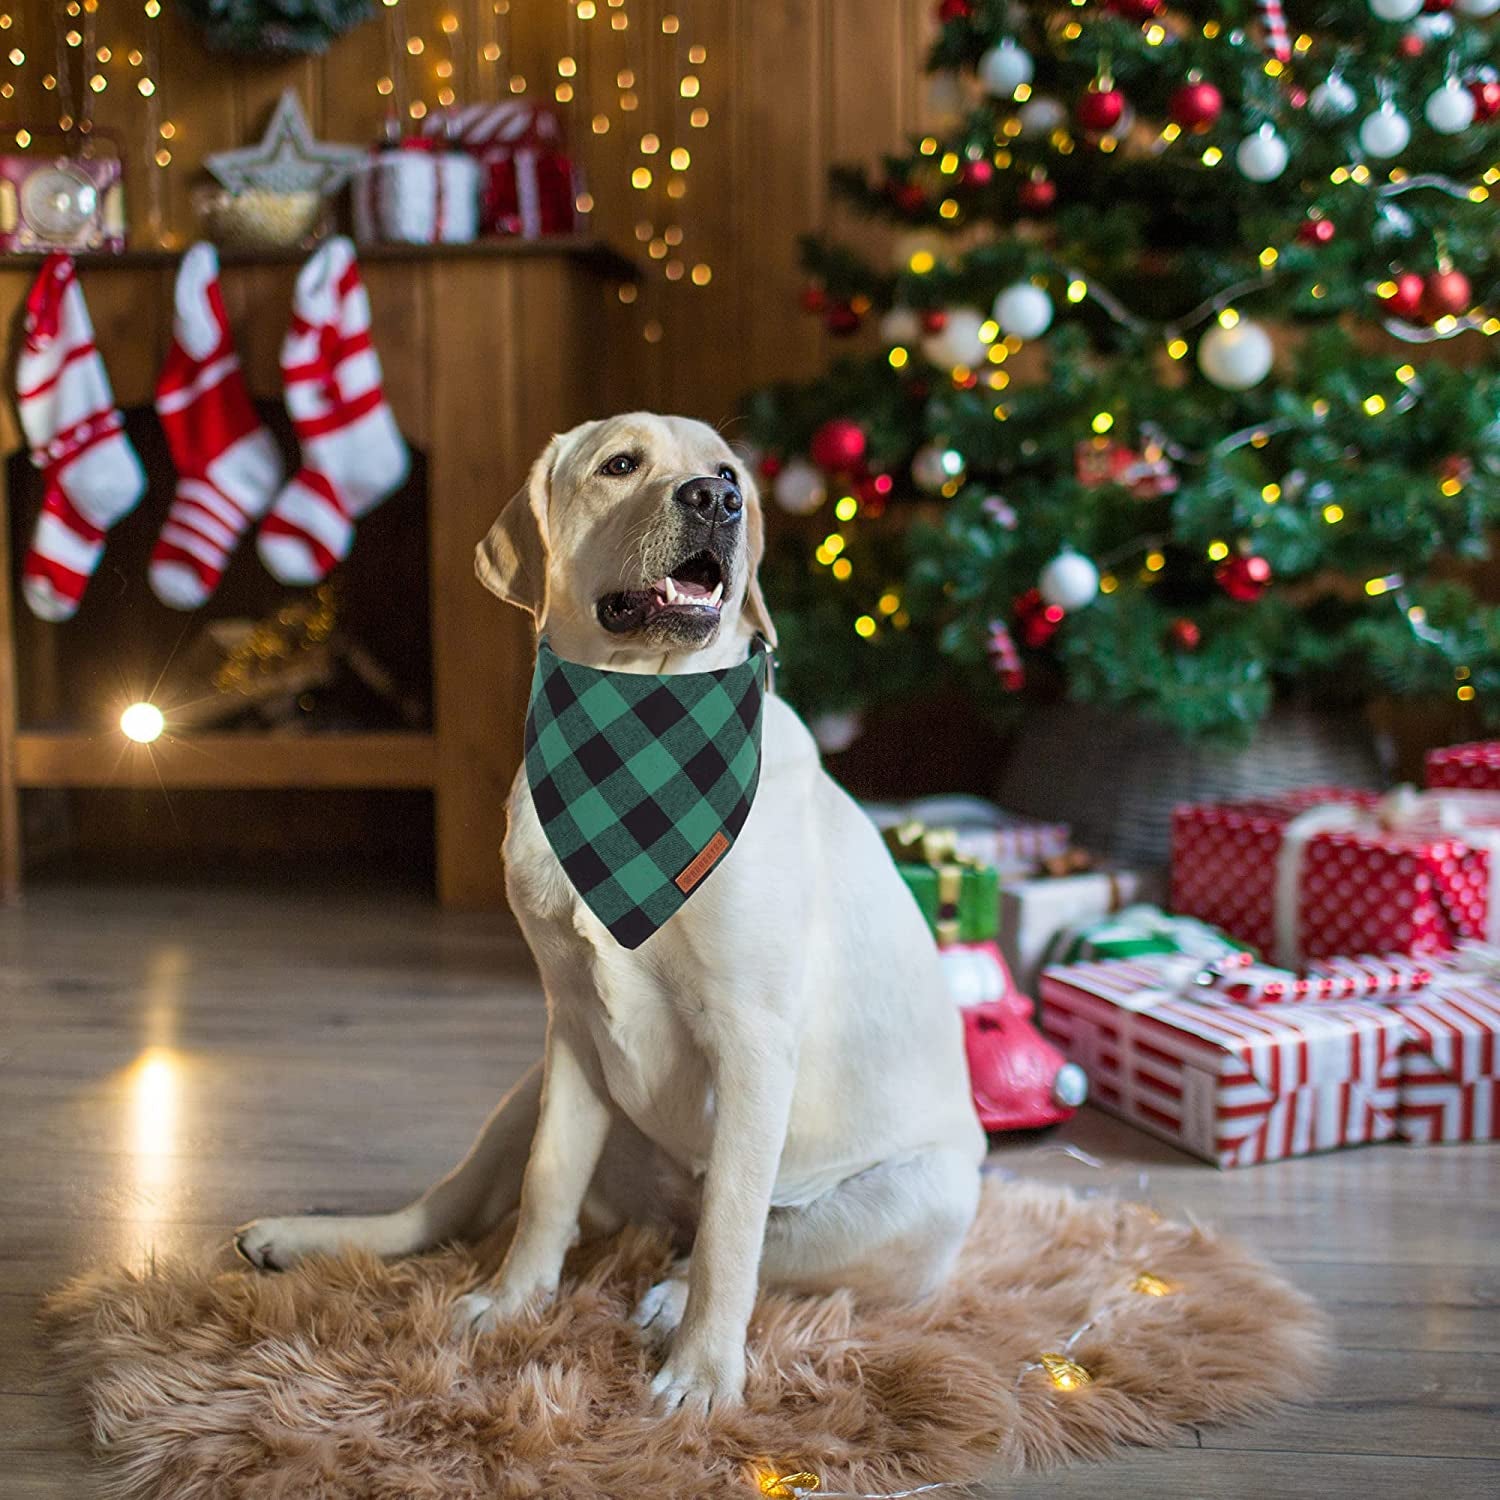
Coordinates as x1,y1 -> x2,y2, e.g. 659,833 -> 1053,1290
121,702 -> 165,743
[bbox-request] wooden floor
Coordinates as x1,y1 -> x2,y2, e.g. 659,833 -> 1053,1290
2,883 -> 1496,1499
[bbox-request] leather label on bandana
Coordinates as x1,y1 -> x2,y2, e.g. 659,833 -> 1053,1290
524,636 -> 768,949
676,831 -> 730,893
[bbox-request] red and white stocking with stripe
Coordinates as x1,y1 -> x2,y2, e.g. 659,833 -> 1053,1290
257,237 -> 409,584
15,254 -> 146,621
151,243 -> 284,609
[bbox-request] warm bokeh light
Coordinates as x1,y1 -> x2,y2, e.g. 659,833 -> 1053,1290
121,702 -> 165,743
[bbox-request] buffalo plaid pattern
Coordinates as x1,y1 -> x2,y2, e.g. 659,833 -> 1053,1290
525,636 -> 767,948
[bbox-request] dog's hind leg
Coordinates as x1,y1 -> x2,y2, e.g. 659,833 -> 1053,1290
235,1061 -> 543,1271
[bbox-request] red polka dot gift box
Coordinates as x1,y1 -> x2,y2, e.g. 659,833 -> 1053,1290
1426,741 -> 1500,792
1038,956 -> 1405,1168
1170,786 -> 1500,967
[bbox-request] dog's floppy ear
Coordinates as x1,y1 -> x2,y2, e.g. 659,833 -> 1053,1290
739,470 -> 779,649
475,439 -> 556,620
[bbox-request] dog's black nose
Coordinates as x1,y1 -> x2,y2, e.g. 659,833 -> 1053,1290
674,475 -> 743,526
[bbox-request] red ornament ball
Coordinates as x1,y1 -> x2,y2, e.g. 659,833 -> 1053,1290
920,308 -> 949,334
1297,216 -> 1336,245
1424,269 -> 1472,319
857,472 -> 893,516
1216,553 -> 1273,603
1168,618 -> 1202,652
800,285 -> 827,314
1472,81 -> 1500,123
960,157 -> 995,188
936,0 -> 973,20
889,181 -> 927,214
1014,587 -> 1065,648
825,301 -> 862,336
1438,454 -> 1474,486
1287,86 -> 1309,110
1397,34 -> 1424,59
1076,86 -> 1125,134
1423,1 -> 1454,11
759,454 -> 784,480
1017,175 -> 1057,212
809,418 -> 868,472
1169,81 -> 1223,131
1380,272 -> 1426,320
1108,0 -> 1163,17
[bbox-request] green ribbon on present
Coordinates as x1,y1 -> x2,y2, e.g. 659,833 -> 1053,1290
883,819 -> 1000,946
1044,903 -> 1252,970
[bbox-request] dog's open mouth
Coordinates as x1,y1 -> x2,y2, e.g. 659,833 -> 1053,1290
597,550 -> 727,634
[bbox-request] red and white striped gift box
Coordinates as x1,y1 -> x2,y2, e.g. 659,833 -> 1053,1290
1216,955 -> 1435,1008
1390,950 -> 1500,1143
1426,741 -> 1500,792
1039,958 -> 1405,1167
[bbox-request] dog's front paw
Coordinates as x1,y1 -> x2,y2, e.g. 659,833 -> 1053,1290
234,1216 -> 323,1271
450,1278 -> 556,1338
650,1334 -> 745,1416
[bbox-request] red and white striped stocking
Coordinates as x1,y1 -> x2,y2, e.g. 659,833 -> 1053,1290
151,243 -> 284,609
257,237 -> 409,584
15,254 -> 146,621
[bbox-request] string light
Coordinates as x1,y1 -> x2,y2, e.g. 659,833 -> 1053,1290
121,703 -> 165,744
1039,1353 -> 1092,1390
889,347 -> 909,369
854,615 -> 877,638
690,263 -> 710,285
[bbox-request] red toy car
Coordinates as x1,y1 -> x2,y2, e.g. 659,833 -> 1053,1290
938,941 -> 1088,1133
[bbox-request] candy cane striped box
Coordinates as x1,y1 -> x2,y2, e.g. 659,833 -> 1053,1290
1426,741 -> 1500,792
1039,958 -> 1404,1167
1391,977 -> 1500,1144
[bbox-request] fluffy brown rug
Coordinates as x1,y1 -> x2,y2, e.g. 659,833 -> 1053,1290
45,1179 -> 1326,1500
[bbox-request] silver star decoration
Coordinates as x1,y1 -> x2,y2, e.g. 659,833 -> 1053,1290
205,89 -> 364,198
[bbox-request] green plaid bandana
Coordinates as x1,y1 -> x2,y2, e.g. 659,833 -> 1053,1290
524,636 -> 768,949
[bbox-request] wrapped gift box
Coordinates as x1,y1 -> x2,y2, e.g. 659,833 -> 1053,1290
1391,949 -> 1500,1143
1426,741 -> 1500,792
896,860 -> 1000,946
864,795 -> 1069,879
1039,957 -> 1405,1167
1171,787 -> 1499,965
352,141 -> 481,245
998,872 -> 1148,992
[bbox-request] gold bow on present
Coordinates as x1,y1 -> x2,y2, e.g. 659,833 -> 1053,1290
880,819 -> 981,870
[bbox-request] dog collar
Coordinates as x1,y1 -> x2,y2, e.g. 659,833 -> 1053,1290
523,636 -> 769,948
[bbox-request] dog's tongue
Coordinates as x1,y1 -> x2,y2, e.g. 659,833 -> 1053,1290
654,576 -> 723,607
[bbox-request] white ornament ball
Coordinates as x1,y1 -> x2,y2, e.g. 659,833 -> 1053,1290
992,282 -> 1053,339
1038,548 -> 1101,612
1414,11 -> 1456,37
879,307 -> 923,346
1198,319 -> 1274,390
809,710 -> 864,756
1358,105 -> 1411,159
978,39 -> 1034,98
1017,96 -> 1067,137
926,70 -> 968,125
772,458 -> 827,516
1425,81 -> 1476,135
1309,75 -> 1357,121
1368,0 -> 1421,19
1458,0 -> 1500,16
921,306 -> 991,369
911,443 -> 966,494
1235,126 -> 1289,182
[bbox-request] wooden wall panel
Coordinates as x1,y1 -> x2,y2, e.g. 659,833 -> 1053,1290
0,1 -> 933,425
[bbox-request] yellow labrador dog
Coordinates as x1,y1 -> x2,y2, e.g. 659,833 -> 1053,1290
238,413 -> 984,1414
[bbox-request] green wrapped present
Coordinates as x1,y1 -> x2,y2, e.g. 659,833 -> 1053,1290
883,820 -> 1000,946
1043,903 -> 1252,970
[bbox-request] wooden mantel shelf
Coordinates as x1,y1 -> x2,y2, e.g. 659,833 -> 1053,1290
0,235 -> 638,280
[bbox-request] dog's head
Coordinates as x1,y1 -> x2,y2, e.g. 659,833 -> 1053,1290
475,413 -> 776,667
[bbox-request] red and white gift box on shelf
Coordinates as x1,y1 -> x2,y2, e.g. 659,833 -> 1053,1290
1389,946 -> 1500,1144
1426,741 -> 1500,792
863,794 -> 1070,880
421,103 -> 581,238
1171,785 -> 1500,966
1039,956 -> 1405,1167
352,139 -> 481,245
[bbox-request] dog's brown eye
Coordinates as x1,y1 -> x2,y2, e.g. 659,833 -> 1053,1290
717,464 -> 737,485
600,453 -> 638,477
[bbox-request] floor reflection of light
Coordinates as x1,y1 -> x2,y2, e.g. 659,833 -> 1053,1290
125,1045 -> 183,1236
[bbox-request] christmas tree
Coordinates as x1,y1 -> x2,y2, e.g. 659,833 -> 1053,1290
745,0 -> 1500,744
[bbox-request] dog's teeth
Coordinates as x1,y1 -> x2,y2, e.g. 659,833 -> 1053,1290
664,578 -> 679,605
709,583 -> 723,606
